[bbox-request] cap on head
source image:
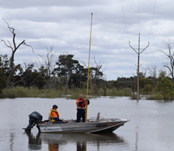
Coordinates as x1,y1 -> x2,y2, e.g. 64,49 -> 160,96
52,105 -> 58,109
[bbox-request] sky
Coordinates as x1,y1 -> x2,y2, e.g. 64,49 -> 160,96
0,0 -> 174,80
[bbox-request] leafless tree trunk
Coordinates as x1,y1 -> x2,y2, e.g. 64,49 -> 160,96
33,46 -> 56,77
141,69 -> 147,78
0,19 -> 33,88
100,76 -> 107,96
89,56 -> 103,89
33,45 -> 58,89
78,54 -> 103,90
160,41 -> 174,86
65,71 -> 72,90
93,56 -> 102,84
147,64 -> 157,88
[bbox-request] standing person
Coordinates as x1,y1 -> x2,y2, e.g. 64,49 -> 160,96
76,94 -> 90,122
49,105 -> 67,123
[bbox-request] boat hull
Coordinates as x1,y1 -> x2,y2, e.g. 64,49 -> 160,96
39,118 -> 129,133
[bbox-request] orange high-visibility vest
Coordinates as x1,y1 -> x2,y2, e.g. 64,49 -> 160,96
76,98 -> 86,109
49,109 -> 59,122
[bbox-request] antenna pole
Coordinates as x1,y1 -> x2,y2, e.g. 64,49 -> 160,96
85,13 -> 93,122
129,33 -> 149,101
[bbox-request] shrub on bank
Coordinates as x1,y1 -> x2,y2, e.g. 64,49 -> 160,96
1,86 -> 133,99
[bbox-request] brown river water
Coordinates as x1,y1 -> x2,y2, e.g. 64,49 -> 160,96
0,97 -> 174,151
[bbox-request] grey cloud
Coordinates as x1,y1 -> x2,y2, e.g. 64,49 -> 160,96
0,0 -> 174,80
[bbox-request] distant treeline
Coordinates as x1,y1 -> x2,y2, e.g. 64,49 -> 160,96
0,52 -> 174,101
0,21 -> 174,100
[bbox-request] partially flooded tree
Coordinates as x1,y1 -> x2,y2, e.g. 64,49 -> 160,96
147,64 -> 157,88
99,76 -> 108,96
156,71 -> 174,100
160,41 -> 174,86
0,19 -> 33,88
33,45 -> 57,89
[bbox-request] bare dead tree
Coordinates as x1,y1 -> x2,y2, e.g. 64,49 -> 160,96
159,40 -> 174,86
33,45 -> 56,77
99,75 -> 107,96
92,55 -> 103,85
0,19 -> 33,88
147,64 -> 157,88
141,68 -> 147,78
33,45 -> 58,89
79,54 -> 103,90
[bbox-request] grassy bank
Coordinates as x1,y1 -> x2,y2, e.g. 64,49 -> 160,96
0,87 -> 132,99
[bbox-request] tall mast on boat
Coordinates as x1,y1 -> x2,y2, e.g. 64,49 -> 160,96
85,13 -> 93,122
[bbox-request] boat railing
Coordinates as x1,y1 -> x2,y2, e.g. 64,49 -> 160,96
88,117 -> 104,122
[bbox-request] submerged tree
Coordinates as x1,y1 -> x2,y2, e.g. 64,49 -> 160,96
147,64 -> 157,88
160,41 -> 174,86
33,46 -> 58,89
156,71 -> 174,100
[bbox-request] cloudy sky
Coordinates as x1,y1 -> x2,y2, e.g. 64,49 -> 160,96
0,0 -> 173,80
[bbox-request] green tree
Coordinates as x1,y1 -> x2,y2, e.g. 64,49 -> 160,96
144,84 -> 153,95
33,75 -> 46,90
54,54 -> 81,89
22,64 -> 34,89
0,54 -> 10,81
156,72 -> 174,100
139,78 -> 153,89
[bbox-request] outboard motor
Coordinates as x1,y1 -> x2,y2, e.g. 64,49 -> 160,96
25,111 -> 43,132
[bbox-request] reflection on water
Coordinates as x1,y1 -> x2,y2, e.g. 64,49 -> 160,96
77,142 -> 86,151
9,133 -> 15,151
1,97 -> 174,150
24,132 -> 127,151
135,127 -> 139,151
25,131 -> 42,150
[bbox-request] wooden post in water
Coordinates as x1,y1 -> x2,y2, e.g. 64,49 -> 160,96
85,13 -> 93,122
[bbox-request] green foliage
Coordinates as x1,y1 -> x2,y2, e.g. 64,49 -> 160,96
131,94 -> 141,100
158,71 -> 166,79
33,75 -> 46,90
1,86 -> 133,99
144,84 -> 153,95
92,84 -> 99,96
156,77 -> 174,100
139,78 -> 153,89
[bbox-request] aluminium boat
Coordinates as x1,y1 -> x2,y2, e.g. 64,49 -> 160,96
39,118 -> 128,133
24,111 -> 129,133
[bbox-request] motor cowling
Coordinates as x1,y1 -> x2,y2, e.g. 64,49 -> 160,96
25,111 -> 43,132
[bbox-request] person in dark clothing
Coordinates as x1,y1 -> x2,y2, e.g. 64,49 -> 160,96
76,94 -> 90,122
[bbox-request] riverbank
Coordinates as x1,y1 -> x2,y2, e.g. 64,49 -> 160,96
0,86 -> 132,99
1,86 -> 173,101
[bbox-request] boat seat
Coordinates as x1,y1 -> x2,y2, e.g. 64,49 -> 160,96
52,121 -> 64,124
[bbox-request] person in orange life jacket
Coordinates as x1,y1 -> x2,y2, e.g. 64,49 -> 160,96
76,94 -> 90,122
49,105 -> 67,123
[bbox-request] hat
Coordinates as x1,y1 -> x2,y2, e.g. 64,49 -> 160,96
52,105 -> 58,109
